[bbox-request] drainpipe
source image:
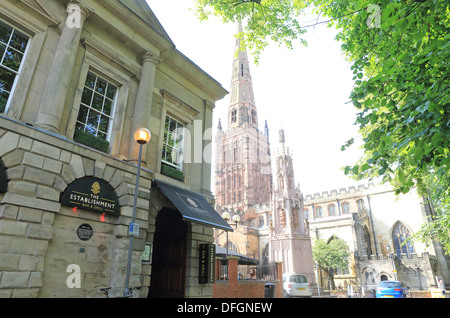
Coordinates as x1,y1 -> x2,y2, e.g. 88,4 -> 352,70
366,195 -> 379,257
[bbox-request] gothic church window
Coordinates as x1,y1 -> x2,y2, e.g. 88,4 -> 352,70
231,109 -> 237,123
357,199 -> 365,211
225,241 -> 238,253
342,202 -> 350,214
364,268 -> 376,285
0,21 -> 29,114
315,206 -> 323,218
251,110 -> 256,123
259,216 -> 264,227
304,208 -> 309,219
392,222 -> 415,258
328,204 -> 337,216
363,226 -> 373,256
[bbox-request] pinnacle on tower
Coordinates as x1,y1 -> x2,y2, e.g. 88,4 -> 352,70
279,129 -> 286,155
228,22 -> 258,130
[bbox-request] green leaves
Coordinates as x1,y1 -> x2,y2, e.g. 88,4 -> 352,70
194,0 -> 308,63
333,0 -> 450,197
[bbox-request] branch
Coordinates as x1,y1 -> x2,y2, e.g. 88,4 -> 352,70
232,0 -> 261,7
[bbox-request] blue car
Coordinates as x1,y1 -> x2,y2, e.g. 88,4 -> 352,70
376,281 -> 411,298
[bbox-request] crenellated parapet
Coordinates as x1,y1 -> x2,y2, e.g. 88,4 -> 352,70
304,182 -> 376,203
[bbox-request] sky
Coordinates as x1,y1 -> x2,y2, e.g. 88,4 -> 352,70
147,0 -> 367,196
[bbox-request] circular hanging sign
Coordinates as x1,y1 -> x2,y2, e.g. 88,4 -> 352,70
77,223 -> 93,241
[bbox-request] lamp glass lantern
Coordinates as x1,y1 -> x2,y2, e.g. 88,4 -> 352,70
134,128 -> 151,144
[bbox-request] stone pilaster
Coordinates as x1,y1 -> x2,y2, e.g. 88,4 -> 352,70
35,1 -> 90,133
128,52 -> 160,164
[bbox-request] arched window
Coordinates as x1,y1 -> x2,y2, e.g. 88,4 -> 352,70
315,206 -> 323,218
392,222 -> 415,258
357,199 -> 365,210
363,268 -> 376,286
231,109 -> 237,123
342,202 -> 350,214
262,244 -> 270,265
304,208 -> 310,219
363,226 -> 373,256
258,216 -> 265,227
328,204 -> 337,216
225,241 -> 239,253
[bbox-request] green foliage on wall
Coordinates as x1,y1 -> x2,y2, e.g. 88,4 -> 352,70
161,163 -> 184,181
73,130 -> 110,153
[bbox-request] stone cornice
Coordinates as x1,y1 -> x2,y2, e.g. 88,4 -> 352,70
160,89 -> 200,117
81,36 -> 141,76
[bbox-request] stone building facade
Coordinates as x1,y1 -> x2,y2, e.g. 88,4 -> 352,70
0,0 -> 229,298
304,183 -> 450,291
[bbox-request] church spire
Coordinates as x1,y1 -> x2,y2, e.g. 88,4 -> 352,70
228,22 -> 258,130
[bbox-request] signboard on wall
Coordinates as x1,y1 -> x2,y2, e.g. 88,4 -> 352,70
199,243 -> 216,284
60,177 -> 120,216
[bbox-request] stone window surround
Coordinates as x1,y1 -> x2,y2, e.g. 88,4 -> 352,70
75,71 -> 117,141
156,89 -> 199,180
0,12 -> 48,121
0,20 -> 31,114
66,42 -> 131,156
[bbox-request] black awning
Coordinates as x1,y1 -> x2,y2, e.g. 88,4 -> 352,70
215,246 -> 259,265
153,179 -> 233,231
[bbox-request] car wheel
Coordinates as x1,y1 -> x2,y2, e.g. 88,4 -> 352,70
284,290 -> 291,298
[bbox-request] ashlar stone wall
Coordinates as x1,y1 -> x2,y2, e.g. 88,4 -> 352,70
0,117 -> 152,297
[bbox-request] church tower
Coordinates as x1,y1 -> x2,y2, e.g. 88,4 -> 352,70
228,23 -> 258,131
214,23 -> 272,220
270,130 -> 316,284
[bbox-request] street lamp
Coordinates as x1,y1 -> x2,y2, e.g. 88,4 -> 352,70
123,128 -> 151,297
232,214 -> 240,228
221,213 -> 240,255
222,212 -> 231,259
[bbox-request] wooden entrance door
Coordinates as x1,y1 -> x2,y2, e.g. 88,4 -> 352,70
148,208 -> 187,298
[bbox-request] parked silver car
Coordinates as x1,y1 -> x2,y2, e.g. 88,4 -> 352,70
283,273 -> 313,298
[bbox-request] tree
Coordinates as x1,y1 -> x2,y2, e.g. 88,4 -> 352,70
193,0 -> 450,251
312,238 -> 350,290
193,0 -> 309,63
412,167 -> 450,254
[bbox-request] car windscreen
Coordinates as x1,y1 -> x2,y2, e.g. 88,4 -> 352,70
289,275 -> 307,283
379,282 -> 400,288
